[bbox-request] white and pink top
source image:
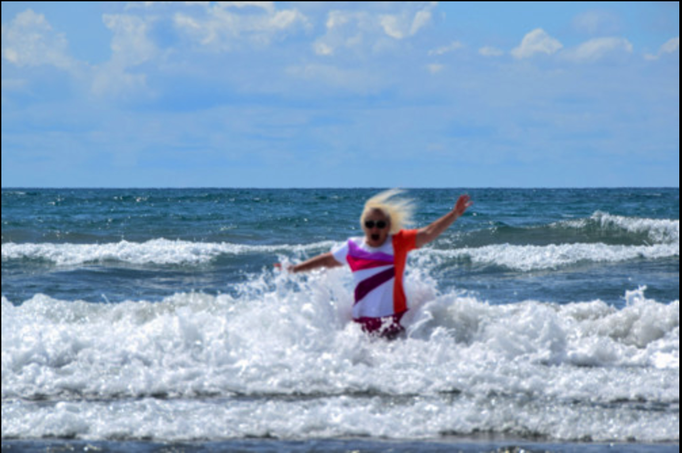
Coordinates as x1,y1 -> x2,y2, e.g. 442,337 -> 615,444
331,229 -> 418,335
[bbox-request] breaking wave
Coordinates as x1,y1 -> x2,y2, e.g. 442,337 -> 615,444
2,269 -> 678,442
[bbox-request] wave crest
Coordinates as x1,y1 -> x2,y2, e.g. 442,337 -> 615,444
558,211 -> 679,244
1,239 -> 335,266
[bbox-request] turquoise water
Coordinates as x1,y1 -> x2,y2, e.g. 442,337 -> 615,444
2,188 -> 679,451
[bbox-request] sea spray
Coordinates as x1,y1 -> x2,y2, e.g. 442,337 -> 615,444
2,269 -> 678,441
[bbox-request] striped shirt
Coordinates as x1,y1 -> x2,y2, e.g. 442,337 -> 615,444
331,229 -> 418,334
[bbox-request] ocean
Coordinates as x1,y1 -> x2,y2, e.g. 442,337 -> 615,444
1,188 -> 679,453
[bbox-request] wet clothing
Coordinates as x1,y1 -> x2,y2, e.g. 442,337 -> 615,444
331,229 -> 418,336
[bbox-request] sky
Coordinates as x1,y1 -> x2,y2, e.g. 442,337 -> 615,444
1,2 -> 679,188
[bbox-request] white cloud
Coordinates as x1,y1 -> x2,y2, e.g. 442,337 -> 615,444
0,8 -> 156,100
103,14 -> 157,67
563,37 -> 633,63
223,2 -> 276,14
379,15 -> 406,40
411,7 -> 433,35
479,46 -> 504,57
645,37 -> 679,61
90,14 -> 158,99
379,3 -> 436,40
173,2 -> 310,51
511,28 -> 563,59
661,37 -> 680,54
313,41 -> 334,56
1,9 -> 75,71
325,10 -> 353,30
270,9 -> 307,31
314,4 -> 436,56
125,2 -> 212,10
661,36 -> 680,53
313,10 -> 371,56
428,41 -> 464,56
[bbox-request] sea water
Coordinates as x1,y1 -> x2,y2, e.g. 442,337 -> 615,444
1,188 -> 679,452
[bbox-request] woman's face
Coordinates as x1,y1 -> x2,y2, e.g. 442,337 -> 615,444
363,208 -> 391,247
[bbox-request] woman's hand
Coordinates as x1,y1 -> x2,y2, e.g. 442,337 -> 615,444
274,262 -> 294,272
453,194 -> 473,217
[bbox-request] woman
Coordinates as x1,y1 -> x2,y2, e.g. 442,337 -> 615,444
280,189 -> 473,337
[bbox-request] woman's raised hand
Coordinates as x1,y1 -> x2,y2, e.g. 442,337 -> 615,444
454,194 -> 473,217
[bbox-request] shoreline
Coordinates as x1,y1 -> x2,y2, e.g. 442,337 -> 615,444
2,438 -> 680,453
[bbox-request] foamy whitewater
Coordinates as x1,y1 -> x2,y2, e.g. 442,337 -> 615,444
1,188 -> 679,448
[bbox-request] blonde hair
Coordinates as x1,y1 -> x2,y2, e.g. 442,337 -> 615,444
361,189 -> 415,235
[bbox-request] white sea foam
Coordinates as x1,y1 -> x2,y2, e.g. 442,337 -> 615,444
3,213 -> 677,271
419,241 -> 679,272
1,239 -> 335,266
421,213 -> 679,272
3,236 -> 678,271
2,270 -> 678,442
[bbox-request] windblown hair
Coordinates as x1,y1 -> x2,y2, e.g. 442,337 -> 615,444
361,189 -> 416,235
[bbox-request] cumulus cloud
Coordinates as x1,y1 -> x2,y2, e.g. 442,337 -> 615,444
314,3 -> 436,57
222,2 -> 276,14
103,14 -> 157,67
313,10 -> 372,56
645,37 -> 679,61
0,8 -> 159,100
1,9 -> 75,71
511,28 -> 563,59
173,2 -> 310,51
563,37 -> 633,63
379,2 -> 435,40
91,14 -> 158,98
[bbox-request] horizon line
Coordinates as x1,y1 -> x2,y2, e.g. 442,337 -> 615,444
2,186 -> 679,190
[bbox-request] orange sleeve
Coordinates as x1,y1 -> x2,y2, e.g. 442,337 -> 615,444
394,229 -> 418,252
391,229 -> 418,314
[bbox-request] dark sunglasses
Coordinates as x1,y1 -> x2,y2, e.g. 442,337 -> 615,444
364,220 -> 388,229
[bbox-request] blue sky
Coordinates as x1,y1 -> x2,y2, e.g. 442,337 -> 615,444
1,2 -> 679,188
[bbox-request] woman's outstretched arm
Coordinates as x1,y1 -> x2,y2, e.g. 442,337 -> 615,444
415,194 -> 473,248
276,252 -> 342,273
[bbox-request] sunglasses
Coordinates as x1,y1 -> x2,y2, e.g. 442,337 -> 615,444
364,220 -> 388,229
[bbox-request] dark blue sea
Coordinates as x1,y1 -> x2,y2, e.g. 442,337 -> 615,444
2,188 -> 679,453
